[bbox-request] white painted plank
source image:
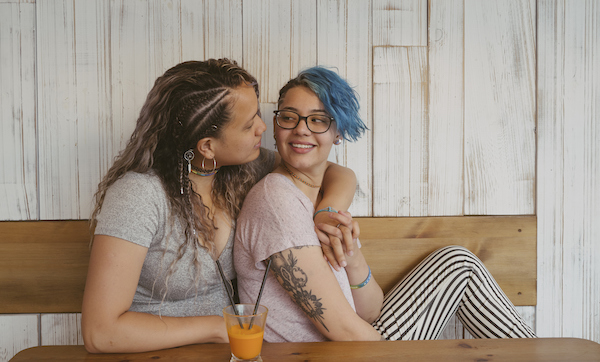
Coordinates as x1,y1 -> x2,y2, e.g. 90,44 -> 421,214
204,0 -> 242,62
538,0 -> 600,343
180,0 -> 205,62
464,0 -> 536,215
0,314 -> 38,362
73,0 -> 112,219
109,0 -> 156,155
36,0 -> 80,219
373,46 -> 428,217
290,0 -> 317,77
40,314 -> 83,346
427,0 -> 464,216
373,0 -> 427,46
243,0 -> 292,103
0,2 -> 37,220
536,0 -> 566,340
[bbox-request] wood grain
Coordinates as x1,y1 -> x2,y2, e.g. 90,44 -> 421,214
0,221 -> 90,314
0,1 -> 37,221
537,0 -> 600,339
357,216 -> 537,305
373,46 -> 428,217
9,338 -> 600,362
0,216 -> 535,315
463,0 -> 536,215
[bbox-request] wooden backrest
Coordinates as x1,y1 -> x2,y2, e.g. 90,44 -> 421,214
357,216 -> 536,306
0,216 -> 536,313
0,220 -> 91,313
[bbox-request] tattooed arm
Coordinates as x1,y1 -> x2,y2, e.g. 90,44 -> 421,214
269,246 -> 382,341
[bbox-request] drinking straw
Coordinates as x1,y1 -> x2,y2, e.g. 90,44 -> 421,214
215,259 -> 243,328
249,257 -> 272,329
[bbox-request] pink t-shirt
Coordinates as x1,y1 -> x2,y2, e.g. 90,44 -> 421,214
234,173 -> 356,342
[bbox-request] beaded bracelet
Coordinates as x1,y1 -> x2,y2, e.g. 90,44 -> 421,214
313,206 -> 338,219
350,266 -> 372,289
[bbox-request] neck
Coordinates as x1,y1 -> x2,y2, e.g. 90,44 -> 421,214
279,162 -> 324,205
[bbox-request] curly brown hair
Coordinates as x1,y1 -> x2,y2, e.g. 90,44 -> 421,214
91,59 -> 264,271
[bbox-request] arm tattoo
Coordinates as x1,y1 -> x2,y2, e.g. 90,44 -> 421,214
270,248 -> 329,332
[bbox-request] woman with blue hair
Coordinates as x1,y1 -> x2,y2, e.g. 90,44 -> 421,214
234,67 -> 536,342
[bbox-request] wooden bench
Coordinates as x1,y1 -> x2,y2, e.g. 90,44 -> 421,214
0,216 -> 536,314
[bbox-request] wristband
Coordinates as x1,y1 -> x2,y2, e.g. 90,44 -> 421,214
350,266 -> 371,289
313,206 -> 338,219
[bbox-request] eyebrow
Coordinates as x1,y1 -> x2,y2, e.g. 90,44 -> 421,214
282,106 -> 328,114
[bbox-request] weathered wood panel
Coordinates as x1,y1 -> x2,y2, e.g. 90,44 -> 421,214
463,0 -> 536,215
36,0 -> 80,219
373,46 -> 428,217
427,0 -> 464,216
0,1 -> 37,220
0,315 -> 37,362
373,0 -> 427,46
40,314 -> 83,346
537,0 -> 600,340
243,0 -> 293,103
204,0 -> 242,61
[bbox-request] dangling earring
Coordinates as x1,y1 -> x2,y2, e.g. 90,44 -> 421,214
181,149 -> 195,194
184,149 -> 195,173
334,138 -> 342,145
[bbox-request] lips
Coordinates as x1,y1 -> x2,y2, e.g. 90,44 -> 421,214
288,142 -> 316,154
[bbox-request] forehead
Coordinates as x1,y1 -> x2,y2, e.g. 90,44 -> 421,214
280,86 -> 324,110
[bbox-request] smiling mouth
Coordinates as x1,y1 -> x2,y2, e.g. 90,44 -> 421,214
291,143 -> 314,149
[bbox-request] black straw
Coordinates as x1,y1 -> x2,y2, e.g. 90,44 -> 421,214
216,259 -> 243,328
249,257 -> 272,329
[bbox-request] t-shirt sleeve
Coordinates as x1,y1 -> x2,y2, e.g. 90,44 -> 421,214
240,175 -> 319,269
94,173 -> 165,248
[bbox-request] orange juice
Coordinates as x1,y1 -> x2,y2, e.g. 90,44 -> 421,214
227,323 -> 264,359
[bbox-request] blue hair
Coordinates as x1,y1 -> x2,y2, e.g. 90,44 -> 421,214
277,66 -> 368,142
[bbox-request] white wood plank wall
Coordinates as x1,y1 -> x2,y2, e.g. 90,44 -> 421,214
0,0 -> 598,360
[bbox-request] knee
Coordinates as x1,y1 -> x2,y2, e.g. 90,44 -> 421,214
435,245 -> 479,263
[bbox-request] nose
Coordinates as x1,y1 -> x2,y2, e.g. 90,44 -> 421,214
256,116 -> 267,135
293,116 -> 312,135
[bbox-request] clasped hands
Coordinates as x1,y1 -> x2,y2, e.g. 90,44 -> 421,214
314,210 -> 360,271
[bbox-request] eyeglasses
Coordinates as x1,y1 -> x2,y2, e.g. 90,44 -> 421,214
273,110 -> 334,134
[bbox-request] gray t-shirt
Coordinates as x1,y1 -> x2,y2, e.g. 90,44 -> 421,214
234,173 -> 356,342
95,148 -> 275,317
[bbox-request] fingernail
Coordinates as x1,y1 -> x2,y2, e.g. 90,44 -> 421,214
347,250 -> 353,257
341,261 -> 347,268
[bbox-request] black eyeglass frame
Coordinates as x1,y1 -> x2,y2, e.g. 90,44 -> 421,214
273,110 -> 335,134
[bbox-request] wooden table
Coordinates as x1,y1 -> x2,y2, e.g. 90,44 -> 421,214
9,338 -> 600,361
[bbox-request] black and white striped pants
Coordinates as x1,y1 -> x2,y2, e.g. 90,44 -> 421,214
372,245 -> 536,340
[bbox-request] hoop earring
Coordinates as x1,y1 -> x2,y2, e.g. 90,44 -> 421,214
191,157 -> 220,176
201,157 -> 217,173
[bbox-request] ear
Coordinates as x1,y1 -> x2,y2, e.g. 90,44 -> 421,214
195,137 -> 216,160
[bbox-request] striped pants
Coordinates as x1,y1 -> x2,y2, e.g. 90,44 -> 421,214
372,245 -> 536,340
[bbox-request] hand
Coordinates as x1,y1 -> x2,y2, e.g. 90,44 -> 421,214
314,210 -> 360,271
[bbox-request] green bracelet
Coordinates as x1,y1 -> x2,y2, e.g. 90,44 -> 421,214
313,206 -> 338,219
350,266 -> 372,289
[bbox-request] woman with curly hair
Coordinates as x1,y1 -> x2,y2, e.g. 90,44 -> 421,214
81,59 -> 358,353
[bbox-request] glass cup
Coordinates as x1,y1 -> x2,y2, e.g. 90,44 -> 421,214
223,304 -> 268,362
